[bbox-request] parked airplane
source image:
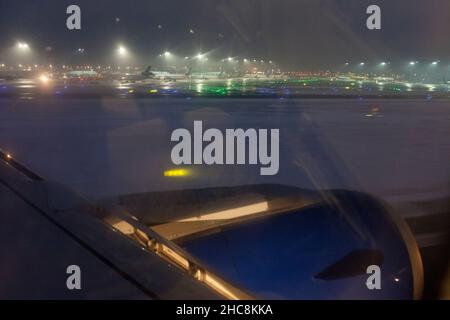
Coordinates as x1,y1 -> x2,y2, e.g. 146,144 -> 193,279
120,66 -> 190,82
190,71 -> 225,80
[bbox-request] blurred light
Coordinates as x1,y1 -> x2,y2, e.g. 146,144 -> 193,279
359,62 -> 365,66
164,51 -> 172,57
432,61 -> 439,65
17,42 -> 29,50
380,62 -> 386,66
6,153 -> 12,159
409,61 -> 416,65
118,46 -> 128,56
164,169 -> 190,177
196,53 -> 205,60
39,74 -> 50,83
227,57 -> 233,62
243,59 -> 248,62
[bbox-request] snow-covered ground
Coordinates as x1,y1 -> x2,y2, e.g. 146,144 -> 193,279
0,97 -> 449,205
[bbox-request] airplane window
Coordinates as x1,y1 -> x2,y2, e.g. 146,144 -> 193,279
0,0 -> 448,301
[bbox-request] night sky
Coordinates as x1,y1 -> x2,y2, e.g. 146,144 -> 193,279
1,0 -> 450,68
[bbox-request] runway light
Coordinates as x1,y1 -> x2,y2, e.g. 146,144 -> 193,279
164,168 -> 190,177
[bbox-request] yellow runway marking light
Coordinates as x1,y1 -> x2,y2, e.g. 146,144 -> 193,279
164,168 -> 190,177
